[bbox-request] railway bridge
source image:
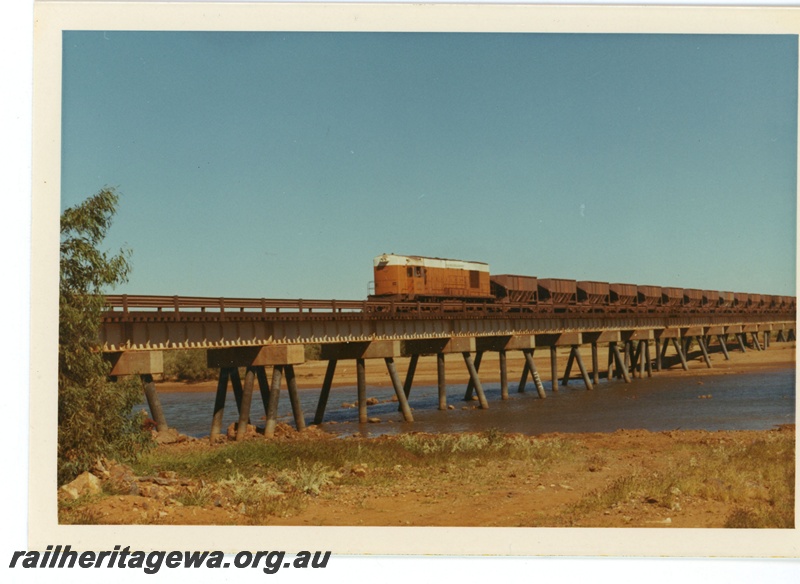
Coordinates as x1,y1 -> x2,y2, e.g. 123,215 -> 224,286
100,295 -> 796,442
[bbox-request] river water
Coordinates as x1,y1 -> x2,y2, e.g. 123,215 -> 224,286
148,368 -> 795,438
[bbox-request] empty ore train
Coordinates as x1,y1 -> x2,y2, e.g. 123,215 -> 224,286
368,253 -> 795,313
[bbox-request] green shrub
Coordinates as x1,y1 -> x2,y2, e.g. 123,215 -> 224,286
58,189 -> 153,485
163,350 -> 216,382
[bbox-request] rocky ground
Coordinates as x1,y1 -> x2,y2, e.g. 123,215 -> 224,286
59,423 -> 795,528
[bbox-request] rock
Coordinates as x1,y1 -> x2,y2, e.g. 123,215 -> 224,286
341,402 -> 355,409
351,464 -> 368,477
59,472 -> 103,500
368,417 -> 381,423
105,460 -> 139,496
365,397 -> 379,406
139,484 -> 165,499
447,405 -> 455,410
226,422 -> 258,440
92,458 -> 111,480
153,427 -> 183,445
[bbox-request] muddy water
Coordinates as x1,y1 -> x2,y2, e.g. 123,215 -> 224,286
148,368 -> 795,438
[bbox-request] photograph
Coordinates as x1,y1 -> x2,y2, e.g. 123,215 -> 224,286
26,0 -> 799,562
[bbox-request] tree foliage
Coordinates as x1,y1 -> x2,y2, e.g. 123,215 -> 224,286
58,188 -> 151,485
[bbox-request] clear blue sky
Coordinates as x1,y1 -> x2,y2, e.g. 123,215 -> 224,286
61,32 -> 797,299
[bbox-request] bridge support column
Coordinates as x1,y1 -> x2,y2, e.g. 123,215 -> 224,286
210,368 -> 231,443
637,341 -> 646,378
671,338 -> 689,371
462,352 -> 488,409
765,331 -> 771,349
562,347 -> 576,387
106,352 -> 168,432
464,351 -> 484,401
230,367 -> 244,416
654,338 -> 662,372
437,353 -> 447,410
235,368 -> 256,441
735,333 -> 747,352
550,345 -> 558,392
386,358 -> 414,421
628,341 -> 640,378
499,350 -> 509,400
660,337 -> 669,363
265,366 -> 283,438
572,346 -> 594,390
313,360 -> 337,425
403,354 -> 419,402
610,343 -> 631,383
284,365 -> 306,431
788,329 -> 796,342
523,349 -> 546,398
141,374 -> 168,433
399,353 -> 419,412
255,367 -> 271,423
356,358 -> 367,423
752,332 -> 763,351
591,342 -> 599,385
622,341 -> 630,376
606,344 -> 615,380
697,337 -> 712,368
518,359 -> 529,393
777,329 -> 786,343
644,342 -> 652,377
717,336 -> 730,360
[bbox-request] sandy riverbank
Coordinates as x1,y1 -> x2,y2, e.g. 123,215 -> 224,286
156,341 -> 796,394
60,424 -> 795,528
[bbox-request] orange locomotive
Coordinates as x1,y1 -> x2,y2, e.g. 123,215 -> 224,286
370,253 -> 493,301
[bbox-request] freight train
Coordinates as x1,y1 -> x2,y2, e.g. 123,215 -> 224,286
368,253 -> 796,314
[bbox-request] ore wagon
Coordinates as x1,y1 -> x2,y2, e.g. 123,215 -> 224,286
661,287 -> 683,309
610,283 -> 638,309
683,288 -> 703,309
637,285 -> 662,309
577,281 -> 610,307
490,274 -> 538,304
702,290 -> 720,308
538,278 -> 577,310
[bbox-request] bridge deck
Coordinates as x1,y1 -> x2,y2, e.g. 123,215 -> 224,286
100,295 -> 795,351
